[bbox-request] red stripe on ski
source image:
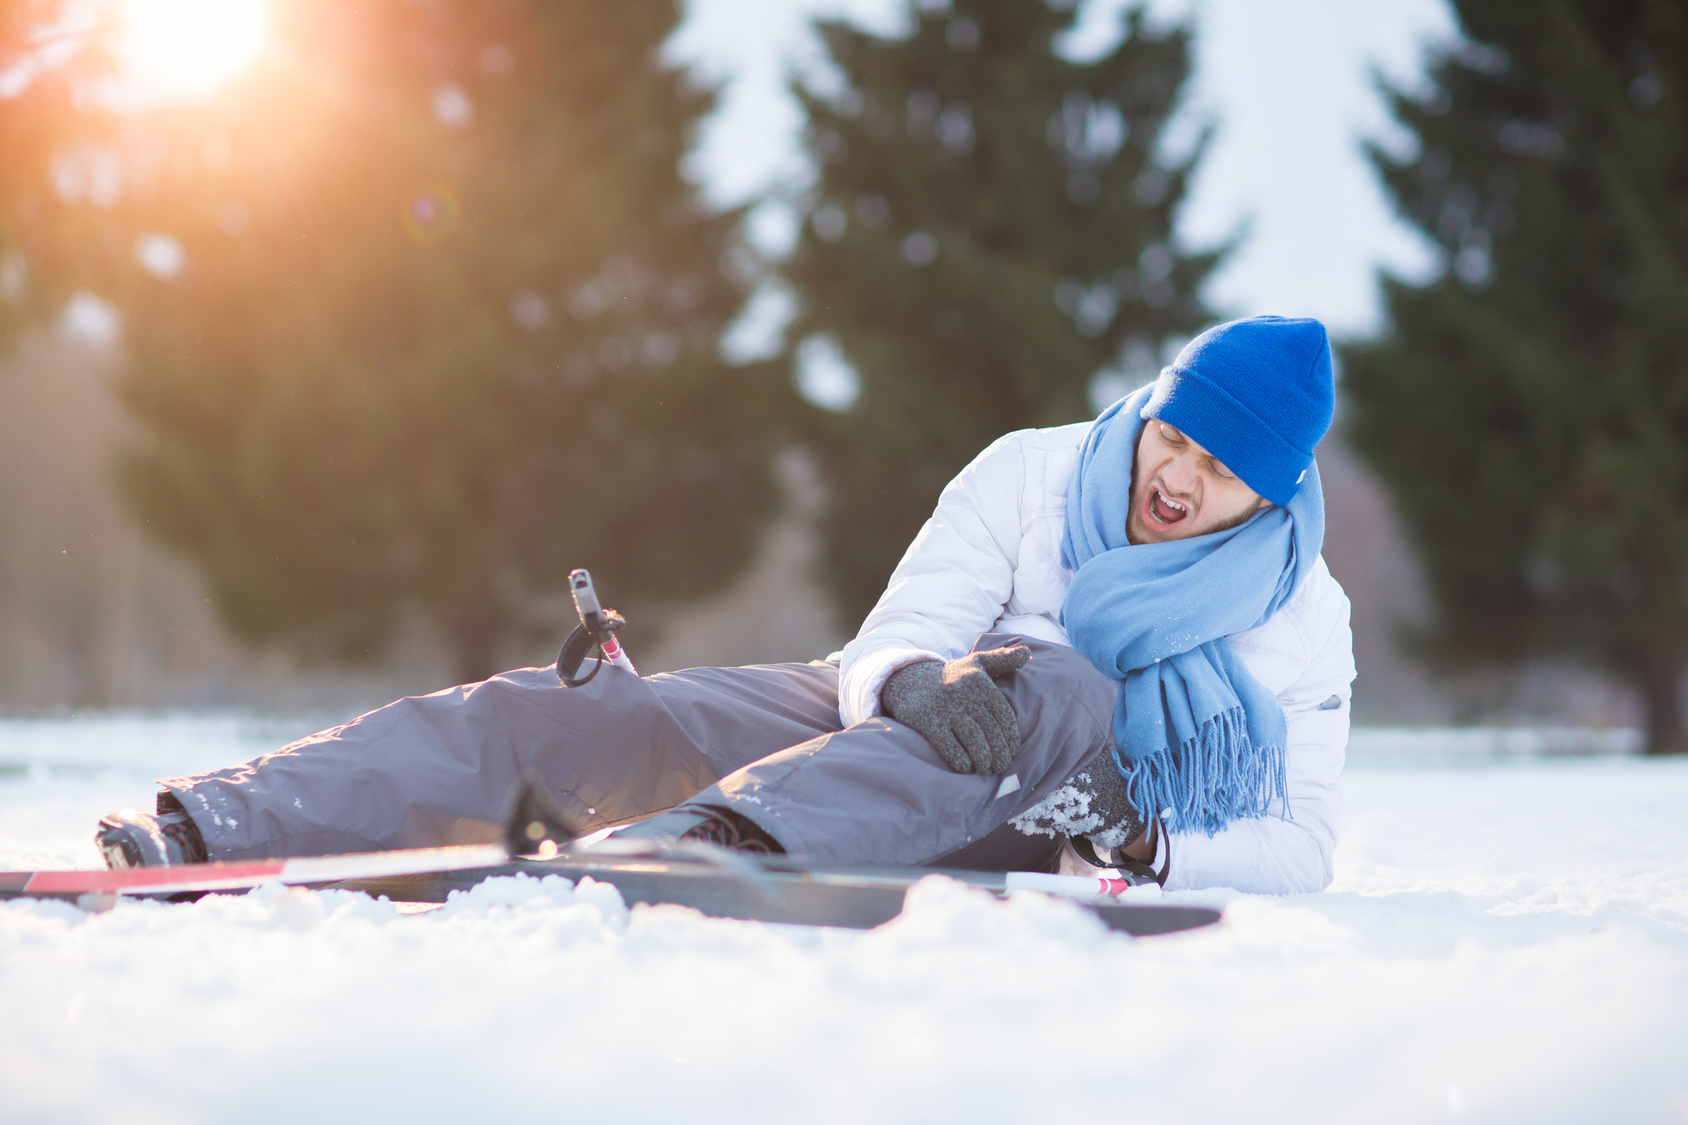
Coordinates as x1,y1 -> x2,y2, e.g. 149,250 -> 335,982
22,860 -> 288,894
1,844 -> 511,899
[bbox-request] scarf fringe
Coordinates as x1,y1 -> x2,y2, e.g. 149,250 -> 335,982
1113,706 -> 1289,838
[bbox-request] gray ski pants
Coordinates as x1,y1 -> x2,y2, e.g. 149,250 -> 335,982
162,634 -> 1120,872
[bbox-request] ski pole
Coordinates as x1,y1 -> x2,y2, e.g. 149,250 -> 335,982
1001,871 -> 1157,897
569,569 -> 636,675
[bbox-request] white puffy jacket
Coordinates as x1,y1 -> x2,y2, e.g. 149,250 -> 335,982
838,422 -> 1356,895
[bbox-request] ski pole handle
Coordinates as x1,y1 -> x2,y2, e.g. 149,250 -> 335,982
568,569 -> 636,675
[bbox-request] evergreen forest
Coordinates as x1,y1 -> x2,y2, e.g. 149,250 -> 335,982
1345,0 -> 1688,753
4,0 -> 1688,748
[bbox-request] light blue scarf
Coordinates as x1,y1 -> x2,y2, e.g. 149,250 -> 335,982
1059,386 -> 1324,836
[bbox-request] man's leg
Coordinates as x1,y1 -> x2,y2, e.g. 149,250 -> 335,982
159,660 -> 843,861
687,634 -> 1119,867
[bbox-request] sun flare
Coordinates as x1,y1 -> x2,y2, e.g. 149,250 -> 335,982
117,0 -> 268,100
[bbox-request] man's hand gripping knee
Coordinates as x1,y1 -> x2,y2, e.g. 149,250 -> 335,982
879,645 -> 1031,774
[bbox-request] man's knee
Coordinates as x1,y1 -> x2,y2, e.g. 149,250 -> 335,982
968,632 -> 1118,788
970,634 -> 1116,722
431,664 -> 653,731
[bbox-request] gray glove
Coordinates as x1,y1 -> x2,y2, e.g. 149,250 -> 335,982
880,645 -> 1031,774
1010,746 -> 1145,852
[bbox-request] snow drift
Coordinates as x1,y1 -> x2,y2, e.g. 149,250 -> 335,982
2,716 -> 1685,1124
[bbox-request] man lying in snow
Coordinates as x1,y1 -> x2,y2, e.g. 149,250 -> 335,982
95,315 -> 1354,895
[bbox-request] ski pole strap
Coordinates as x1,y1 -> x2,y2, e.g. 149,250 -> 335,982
1069,836 -> 1166,886
557,624 -> 600,687
557,608 -> 628,688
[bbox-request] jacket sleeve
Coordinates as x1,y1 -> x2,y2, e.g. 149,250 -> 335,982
836,433 -> 1029,726
1157,568 -> 1356,895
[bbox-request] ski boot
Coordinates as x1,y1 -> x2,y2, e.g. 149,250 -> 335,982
617,805 -> 785,855
95,793 -> 208,869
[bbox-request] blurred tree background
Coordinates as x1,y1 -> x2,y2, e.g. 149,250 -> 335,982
0,0 -> 106,356
1,0 -> 785,683
1346,0 -> 1688,753
2,0 -> 1225,688
9,0 -> 1678,736
785,0 -> 1219,627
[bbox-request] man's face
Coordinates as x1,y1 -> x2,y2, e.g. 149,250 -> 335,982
1127,420 -> 1270,545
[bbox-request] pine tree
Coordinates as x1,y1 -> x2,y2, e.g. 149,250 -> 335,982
786,0 -> 1218,627
1346,0 -> 1688,753
3,0 -> 781,682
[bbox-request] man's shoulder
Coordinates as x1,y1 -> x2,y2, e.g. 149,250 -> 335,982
965,422 -> 1092,500
1001,420 -> 1093,453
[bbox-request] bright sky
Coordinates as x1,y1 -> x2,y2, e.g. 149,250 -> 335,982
670,0 -> 1460,341
115,0 -> 268,103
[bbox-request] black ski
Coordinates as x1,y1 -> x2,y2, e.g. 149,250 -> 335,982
320,849 -> 1222,936
6,779 -> 1220,935
1,845 -> 1218,936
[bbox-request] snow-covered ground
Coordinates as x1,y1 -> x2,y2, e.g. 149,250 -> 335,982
2,716 -> 1685,1124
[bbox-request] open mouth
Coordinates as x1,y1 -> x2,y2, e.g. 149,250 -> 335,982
1145,487 -> 1189,528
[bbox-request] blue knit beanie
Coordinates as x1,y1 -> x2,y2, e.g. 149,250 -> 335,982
1141,316 -> 1335,507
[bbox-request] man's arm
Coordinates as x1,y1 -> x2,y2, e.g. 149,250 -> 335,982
837,432 -> 1031,727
